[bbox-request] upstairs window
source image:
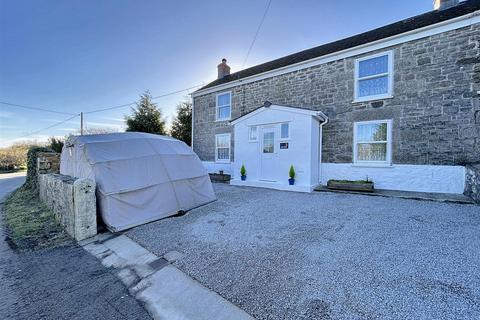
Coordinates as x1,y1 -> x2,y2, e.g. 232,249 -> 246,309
354,51 -> 393,102
354,120 -> 392,165
216,92 -> 231,121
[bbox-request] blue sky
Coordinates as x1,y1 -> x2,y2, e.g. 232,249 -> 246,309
0,0 -> 432,147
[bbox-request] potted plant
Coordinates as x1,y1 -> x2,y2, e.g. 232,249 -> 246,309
288,165 -> 295,185
240,164 -> 247,181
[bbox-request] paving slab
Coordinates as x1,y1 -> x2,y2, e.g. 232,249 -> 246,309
133,265 -> 254,320
82,233 -> 253,320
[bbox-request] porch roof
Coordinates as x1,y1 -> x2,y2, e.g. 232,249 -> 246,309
230,101 -> 328,125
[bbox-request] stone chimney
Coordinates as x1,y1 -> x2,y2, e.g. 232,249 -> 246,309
433,0 -> 460,10
217,58 -> 231,79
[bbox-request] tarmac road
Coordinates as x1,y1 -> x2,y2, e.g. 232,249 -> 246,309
0,172 -> 151,320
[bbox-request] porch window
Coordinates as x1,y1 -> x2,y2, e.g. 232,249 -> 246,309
354,120 -> 392,165
249,126 -> 257,141
215,133 -> 231,162
216,92 -> 231,121
354,51 -> 393,102
280,123 -> 289,139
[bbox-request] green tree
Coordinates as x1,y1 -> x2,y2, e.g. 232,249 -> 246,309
48,137 -> 64,153
170,100 -> 192,145
125,91 -> 166,134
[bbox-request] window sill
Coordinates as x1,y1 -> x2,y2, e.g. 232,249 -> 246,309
215,160 -> 231,164
248,140 -> 258,143
352,95 -> 393,104
215,118 -> 231,122
352,162 -> 393,168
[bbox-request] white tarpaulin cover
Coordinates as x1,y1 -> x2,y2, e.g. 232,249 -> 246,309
60,132 -> 216,232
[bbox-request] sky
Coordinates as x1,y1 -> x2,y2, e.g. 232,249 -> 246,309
0,0 -> 433,147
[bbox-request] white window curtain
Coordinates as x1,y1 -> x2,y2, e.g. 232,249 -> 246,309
215,134 -> 231,162
354,120 -> 392,165
355,51 -> 393,101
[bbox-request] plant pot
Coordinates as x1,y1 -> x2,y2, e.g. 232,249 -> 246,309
241,175 -> 246,181
288,178 -> 295,185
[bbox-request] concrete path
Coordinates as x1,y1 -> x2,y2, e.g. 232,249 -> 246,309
82,234 -> 254,320
0,172 -> 151,320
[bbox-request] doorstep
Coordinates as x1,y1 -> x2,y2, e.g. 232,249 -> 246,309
314,186 -> 475,204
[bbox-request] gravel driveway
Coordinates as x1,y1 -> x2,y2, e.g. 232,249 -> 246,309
127,184 -> 480,320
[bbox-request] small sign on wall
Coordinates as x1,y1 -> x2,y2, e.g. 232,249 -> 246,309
280,142 -> 289,149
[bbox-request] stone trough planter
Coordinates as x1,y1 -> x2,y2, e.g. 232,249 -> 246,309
209,173 -> 231,183
327,180 -> 374,192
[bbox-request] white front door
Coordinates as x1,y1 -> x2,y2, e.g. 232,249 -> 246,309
260,126 -> 277,181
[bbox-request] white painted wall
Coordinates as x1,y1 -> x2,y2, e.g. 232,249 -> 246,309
232,107 -> 320,190
321,163 -> 465,194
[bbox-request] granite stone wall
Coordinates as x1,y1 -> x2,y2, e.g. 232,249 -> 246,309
193,24 -> 480,165
38,173 -> 97,241
465,164 -> 480,203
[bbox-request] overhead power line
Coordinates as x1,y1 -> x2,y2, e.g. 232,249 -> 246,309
1,83 -> 203,118
242,0 -> 273,68
0,101 -> 76,115
5,83 -> 203,140
18,114 -> 80,139
83,84 -> 203,114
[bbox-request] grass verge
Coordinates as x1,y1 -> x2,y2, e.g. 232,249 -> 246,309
3,186 -> 72,251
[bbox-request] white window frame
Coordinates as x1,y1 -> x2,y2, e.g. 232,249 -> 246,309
354,51 -> 394,103
353,119 -> 392,166
280,122 -> 290,140
215,91 -> 232,121
215,133 -> 231,163
248,126 -> 258,142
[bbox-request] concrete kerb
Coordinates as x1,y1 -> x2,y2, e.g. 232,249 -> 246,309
82,233 -> 254,320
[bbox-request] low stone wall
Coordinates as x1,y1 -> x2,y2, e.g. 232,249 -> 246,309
38,173 -> 97,241
465,164 -> 480,203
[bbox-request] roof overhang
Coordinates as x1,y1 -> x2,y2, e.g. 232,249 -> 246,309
230,101 -> 328,126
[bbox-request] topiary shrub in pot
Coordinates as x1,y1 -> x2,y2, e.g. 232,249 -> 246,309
240,164 -> 247,181
288,165 -> 295,185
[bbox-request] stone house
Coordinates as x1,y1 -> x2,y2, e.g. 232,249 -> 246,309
191,0 -> 480,194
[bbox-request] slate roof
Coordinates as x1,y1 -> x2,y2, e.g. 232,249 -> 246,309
197,0 -> 480,92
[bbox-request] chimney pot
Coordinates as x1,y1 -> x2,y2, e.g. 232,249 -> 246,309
217,58 -> 231,79
434,0 -> 460,10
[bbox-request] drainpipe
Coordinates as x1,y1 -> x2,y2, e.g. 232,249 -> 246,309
190,95 -> 195,150
316,111 -> 329,187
